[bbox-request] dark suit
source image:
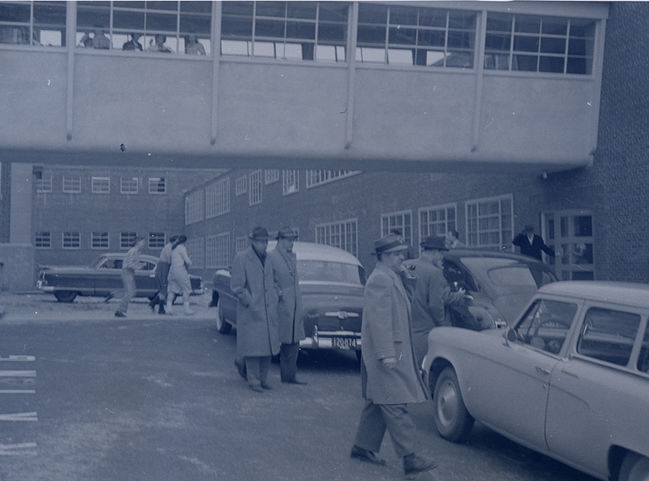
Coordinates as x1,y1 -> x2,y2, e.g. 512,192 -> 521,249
512,233 -> 555,262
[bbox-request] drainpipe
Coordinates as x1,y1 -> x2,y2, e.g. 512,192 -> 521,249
344,2 -> 359,150
65,1 -> 77,141
210,1 -> 222,146
471,10 -> 487,152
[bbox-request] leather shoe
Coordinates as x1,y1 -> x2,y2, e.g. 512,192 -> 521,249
248,384 -> 264,393
234,359 -> 247,379
403,453 -> 437,475
282,379 -> 308,385
350,445 -> 386,466
260,382 -> 273,390
114,311 -> 126,318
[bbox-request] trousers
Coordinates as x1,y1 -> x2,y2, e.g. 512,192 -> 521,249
280,342 -> 299,381
353,400 -> 416,458
117,268 -> 136,313
245,356 -> 270,386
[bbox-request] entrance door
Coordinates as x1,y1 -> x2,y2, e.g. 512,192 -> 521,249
542,210 -> 594,280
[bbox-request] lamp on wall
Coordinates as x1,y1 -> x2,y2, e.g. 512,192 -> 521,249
540,170 -> 549,180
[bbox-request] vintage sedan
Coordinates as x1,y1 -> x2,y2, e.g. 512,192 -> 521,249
423,281 -> 649,481
212,241 -> 365,358
37,253 -> 203,302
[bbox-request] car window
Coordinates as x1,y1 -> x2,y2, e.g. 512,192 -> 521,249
577,307 -> 641,367
461,257 -> 555,289
136,261 -> 155,271
297,260 -> 363,285
638,324 -> 649,373
514,299 -> 578,355
443,260 -> 476,291
99,258 -> 122,269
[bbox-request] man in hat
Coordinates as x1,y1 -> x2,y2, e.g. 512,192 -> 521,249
512,224 -> 555,262
410,236 -> 466,365
350,234 -> 437,477
269,226 -> 307,385
230,227 -> 280,393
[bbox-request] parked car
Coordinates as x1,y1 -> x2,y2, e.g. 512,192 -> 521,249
404,248 -> 557,330
423,281 -> 649,481
211,241 -> 365,359
36,253 -> 203,303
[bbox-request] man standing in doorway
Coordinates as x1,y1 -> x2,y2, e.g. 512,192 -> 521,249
230,227 -> 280,393
269,226 -> 307,385
350,234 -> 437,477
513,224 -> 556,262
114,236 -> 146,318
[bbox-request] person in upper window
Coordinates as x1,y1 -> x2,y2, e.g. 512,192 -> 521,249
184,34 -> 205,55
512,224 -> 555,262
79,31 -> 94,48
122,32 -> 143,51
148,34 -> 172,53
92,27 -> 110,49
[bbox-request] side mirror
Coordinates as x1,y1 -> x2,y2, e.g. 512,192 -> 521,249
506,328 -> 518,343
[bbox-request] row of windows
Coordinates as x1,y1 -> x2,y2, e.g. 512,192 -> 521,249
0,2 -> 598,75
34,231 -> 167,249
36,174 -> 166,194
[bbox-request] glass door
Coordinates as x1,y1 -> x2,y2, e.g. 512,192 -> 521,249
542,210 -> 594,280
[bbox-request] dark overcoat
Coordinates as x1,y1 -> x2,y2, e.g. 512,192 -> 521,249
230,247 -> 280,357
361,262 -> 427,405
268,247 -> 305,344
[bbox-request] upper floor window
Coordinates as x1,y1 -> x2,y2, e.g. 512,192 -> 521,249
120,231 -> 137,249
356,4 -> 476,68
305,169 -> 359,188
381,210 -> 413,246
0,1 -> 67,47
235,175 -> 247,196
91,231 -> 109,249
35,231 -> 51,248
185,189 -> 204,225
186,236 -> 204,268
419,204 -> 457,241
282,169 -> 299,195
264,169 -> 280,185
248,169 -> 262,206
92,176 -> 110,194
62,231 -> 81,249
235,236 -> 248,253
484,13 -> 596,75
36,174 -> 52,193
205,177 -> 230,218
221,1 -> 349,63
148,176 -> 166,194
120,176 -> 138,194
315,218 -> 358,257
62,174 -> 81,193
148,232 -> 165,249
466,194 -> 513,249
206,232 -> 230,269
75,1 -> 211,55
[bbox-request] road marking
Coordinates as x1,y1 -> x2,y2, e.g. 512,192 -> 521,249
0,412 -> 38,422
0,442 -> 37,456
0,390 -> 36,394
0,356 -> 35,362
0,371 -> 36,377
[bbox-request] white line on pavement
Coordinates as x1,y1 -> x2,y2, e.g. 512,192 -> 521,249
0,412 -> 38,422
0,356 -> 35,362
0,442 -> 38,456
0,371 -> 36,377
0,390 -> 36,394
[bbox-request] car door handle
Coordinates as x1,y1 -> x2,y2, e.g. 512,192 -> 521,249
535,366 -> 551,376
560,368 -> 579,379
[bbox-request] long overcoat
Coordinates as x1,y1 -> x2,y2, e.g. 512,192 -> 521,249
361,262 -> 427,405
230,247 -> 280,357
268,247 -> 305,344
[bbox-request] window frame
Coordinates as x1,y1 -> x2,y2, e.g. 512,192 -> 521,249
0,1 -> 68,48
205,177 -> 230,218
91,231 -> 109,249
148,176 -> 166,194
314,217 -> 358,257
185,189 -> 205,225
282,169 -> 299,196
206,232 -> 231,269
91,176 -> 110,194
120,176 -> 139,194
148,232 -> 166,249
248,169 -> 262,206
465,193 -> 514,250
34,231 -> 51,249
36,174 -> 53,193
62,231 -> 81,249
62,174 -> 81,193
235,175 -> 247,196
305,169 -> 360,189
120,231 -> 137,249
380,209 -> 413,246
419,203 -> 457,246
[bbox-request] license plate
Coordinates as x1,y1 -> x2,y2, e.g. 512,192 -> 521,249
331,336 -> 358,350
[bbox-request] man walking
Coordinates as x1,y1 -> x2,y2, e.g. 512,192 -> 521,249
230,227 -> 280,393
149,234 -> 177,314
410,236 -> 466,365
269,226 -> 307,385
350,234 -> 437,477
114,236 -> 146,318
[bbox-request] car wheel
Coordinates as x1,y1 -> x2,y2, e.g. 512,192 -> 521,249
54,291 -> 77,303
432,366 -> 474,443
215,299 -> 232,334
618,452 -> 649,481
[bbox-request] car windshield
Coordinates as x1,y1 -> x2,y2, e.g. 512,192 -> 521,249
297,260 -> 365,285
461,257 -> 556,288
90,256 -> 109,268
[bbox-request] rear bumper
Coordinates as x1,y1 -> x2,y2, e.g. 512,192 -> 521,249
36,280 -> 54,291
299,326 -> 361,351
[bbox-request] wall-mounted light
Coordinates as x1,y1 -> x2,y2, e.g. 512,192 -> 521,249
541,170 -> 549,180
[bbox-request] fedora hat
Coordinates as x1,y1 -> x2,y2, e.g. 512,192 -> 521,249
372,234 -> 408,256
248,226 -> 269,241
420,235 -> 448,251
277,226 -> 298,239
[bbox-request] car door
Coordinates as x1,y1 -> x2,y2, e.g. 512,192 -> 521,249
134,259 -> 157,297
469,298 -> 578,452
93,257 -> 123,295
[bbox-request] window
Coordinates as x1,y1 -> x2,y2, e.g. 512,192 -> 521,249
120,232 -> 137,249
62,175 -> 81,193
484,13 -> 596,75
235,175 -> 247,196
0,1 -> 67,47
420,204 -> 457,241
206,232 -> 230,268
120,176 -> 138,194
62,231 -> 80,249
315,218 -> 358,257
205,177 -> 230,218
221,1 -> 349,62
543,210 -> 594,281
148,232 -> 165,249
235,236 -> 248,253
75,1 -> 212,55
36,174 -> 52,193
356,4 -> 476,68
92,176 -> 110,194
465,194 -> 513,249
305,169 -> 359,189
381,210 -> 413,245
264,169 -> 280,184
34,231 -> 51,248
577,308 -> 641,367
282,169 -> 299,195
185,189 -> 204,225
91,232 -> 109,249
148,177 -> 166,194
248,169 -> 262,206
513,299 -> 578,355
186,236 -> 204,268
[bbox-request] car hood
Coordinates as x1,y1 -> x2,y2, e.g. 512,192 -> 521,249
40,266 -> 97,275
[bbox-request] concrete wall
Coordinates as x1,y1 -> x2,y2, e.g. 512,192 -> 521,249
0,243 -> 35,292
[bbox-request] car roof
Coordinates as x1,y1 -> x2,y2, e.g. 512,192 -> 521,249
99,253 -> 159,263
444,248 -> 550,267
268,241 -> 362,267
539,281 -> 649,308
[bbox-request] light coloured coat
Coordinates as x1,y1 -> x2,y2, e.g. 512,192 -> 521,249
361,262 -> 427,405
167,244 -> 192,295
230,246 -> 280,357
269,246 -> 305,344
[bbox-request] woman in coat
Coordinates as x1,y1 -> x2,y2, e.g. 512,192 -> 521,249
166,235 -> 193,315
350,234 -> 437,477
149,234 -> 177,314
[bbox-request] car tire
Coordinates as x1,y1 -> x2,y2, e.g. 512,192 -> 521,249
432,366 -> 474,443
54,291 -> 77,303
215,299 -> 232,334
618,452 -> 649,481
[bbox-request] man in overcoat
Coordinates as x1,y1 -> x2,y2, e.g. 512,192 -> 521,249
410,235 -> 466,365
230,227 -> 280,393
350,234 -> 438,477
269,226 -> 307,385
